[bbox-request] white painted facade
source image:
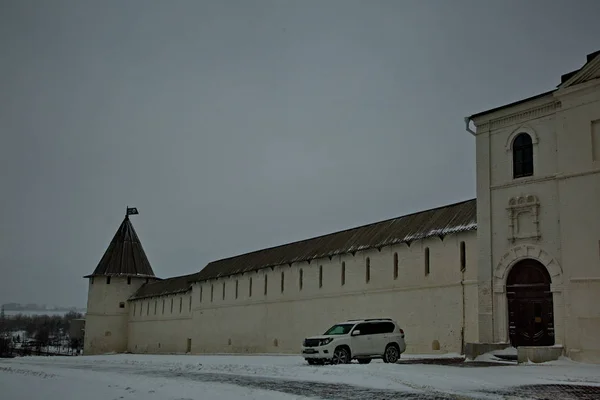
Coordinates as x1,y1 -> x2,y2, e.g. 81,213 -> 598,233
471,54 -> 600,363
84,276 -> 148,354
84,51 -> 600,363
124,232 -> 477,355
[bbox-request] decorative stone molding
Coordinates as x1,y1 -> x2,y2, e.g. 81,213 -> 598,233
507,195 -> 541,242
474,101 -> 561,133
505,125 -> 539,151
495,243 -> 563,285
489,101 -> 561,131
550,284 -> 564,293
493,283 -> 506,294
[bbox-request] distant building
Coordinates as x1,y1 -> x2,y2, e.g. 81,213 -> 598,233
84,50 -> 600,364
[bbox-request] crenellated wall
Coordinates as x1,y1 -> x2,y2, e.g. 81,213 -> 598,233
126,231 -> 477,355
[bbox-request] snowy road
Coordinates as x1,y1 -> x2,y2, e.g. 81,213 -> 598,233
2,354 -> 600,399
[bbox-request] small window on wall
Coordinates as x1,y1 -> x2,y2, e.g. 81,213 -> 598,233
366,257 -> 371,283
264,274 -> 268,296
127,277 -> 131,285
146,302 -> 150,315
235,280 -> 239,299
189,296 -> 192,311
179,297 -> 182,313
319,265 -> 323,288
222,282 -> 225,300
424,247 -> 430,276
133,303 -> 136,314
211,284 -> 214,302
170,298 -> 174,313
460,241 -> 466,272
200,285 -> 203,302
106,277 -> 111,284
513,133 -> 534,178
281,271 -> 285,293
154,300 -> 157,315
393,252 -> 399,280
299,269 -> 303,290
119,302 -> 125,309
162,299 -> 165,314
341,262 -> 346,286
249,277 -> 253,297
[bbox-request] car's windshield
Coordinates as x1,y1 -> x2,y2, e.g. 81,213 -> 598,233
323,323 -> 354,335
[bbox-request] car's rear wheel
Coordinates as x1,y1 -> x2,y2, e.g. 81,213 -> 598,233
383,344 -> 400,364
357,358 -> 371,364
331,347 -> 351,364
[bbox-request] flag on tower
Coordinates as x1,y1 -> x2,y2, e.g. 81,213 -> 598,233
126,207 -> 139,216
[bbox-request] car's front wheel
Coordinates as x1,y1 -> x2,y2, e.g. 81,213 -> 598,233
331,347 -> 351,364
383,343 -> 400,364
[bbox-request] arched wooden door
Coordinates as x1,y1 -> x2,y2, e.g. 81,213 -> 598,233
506,259 -> 555,347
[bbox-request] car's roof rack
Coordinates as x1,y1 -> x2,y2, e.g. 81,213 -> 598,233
346,318 -> 393,322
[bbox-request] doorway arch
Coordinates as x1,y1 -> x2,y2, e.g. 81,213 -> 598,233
506,259 -> 555,347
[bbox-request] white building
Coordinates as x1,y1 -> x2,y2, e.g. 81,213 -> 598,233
84,50 -> 600,364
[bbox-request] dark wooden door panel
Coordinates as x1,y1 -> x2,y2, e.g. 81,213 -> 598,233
506,259 -> 555,348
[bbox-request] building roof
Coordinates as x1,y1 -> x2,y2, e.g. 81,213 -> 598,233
85,216 -> 156,278
468,49 -> 600,120
129,273 -> 199,300
194,198 -> 477,281
128,198 -> 476,301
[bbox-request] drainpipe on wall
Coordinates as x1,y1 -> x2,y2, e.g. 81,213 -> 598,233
464,117 -> 476,136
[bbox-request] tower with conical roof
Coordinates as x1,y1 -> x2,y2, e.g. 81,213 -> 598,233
83,209 -> 158,355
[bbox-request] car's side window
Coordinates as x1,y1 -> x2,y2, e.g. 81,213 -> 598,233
370,322 -> 386,335
353,323 -> 371,336
381,322 -> 395,333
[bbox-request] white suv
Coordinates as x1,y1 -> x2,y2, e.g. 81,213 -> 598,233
301,318 -> 406,365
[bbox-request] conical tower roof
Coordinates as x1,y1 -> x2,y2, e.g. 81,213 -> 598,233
85,216 -> 156,278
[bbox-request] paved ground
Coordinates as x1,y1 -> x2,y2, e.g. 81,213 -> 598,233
3,355 -> 600,399
490,384 -> 600,400
15,359 -> 600,399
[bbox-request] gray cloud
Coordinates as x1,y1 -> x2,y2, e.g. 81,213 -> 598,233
1,0 -> 599,307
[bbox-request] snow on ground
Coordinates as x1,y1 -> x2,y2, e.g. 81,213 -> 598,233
1,353 -> 600,399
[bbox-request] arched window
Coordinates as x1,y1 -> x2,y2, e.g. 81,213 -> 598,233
513,133 -> 533,178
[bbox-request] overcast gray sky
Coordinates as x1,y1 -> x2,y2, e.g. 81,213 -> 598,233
1,0 -> 598,308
